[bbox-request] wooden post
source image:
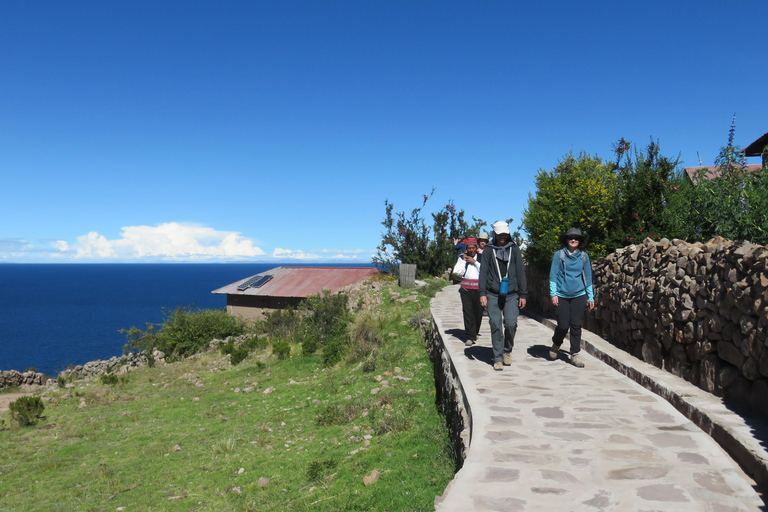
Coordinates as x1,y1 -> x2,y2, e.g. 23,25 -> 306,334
399,264 -> 416,288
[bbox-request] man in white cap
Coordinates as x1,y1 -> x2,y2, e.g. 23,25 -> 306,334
479,221 -> 527,371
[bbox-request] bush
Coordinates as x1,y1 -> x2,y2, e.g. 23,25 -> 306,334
302,291 -> 352,367
272,341 -> 291,360
230,347 -> 249,366
123,306 -> 247,358
346,311 -> 383,370
9,396 -> 45,427
218,339 -> 248,365
258,307 -> 303,341
100,374 -> 119,386
306,458 -> 337,484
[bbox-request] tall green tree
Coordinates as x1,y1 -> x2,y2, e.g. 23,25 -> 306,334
523,152 -> 618,273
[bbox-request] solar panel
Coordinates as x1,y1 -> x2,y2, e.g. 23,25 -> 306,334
237,275 -> 273,291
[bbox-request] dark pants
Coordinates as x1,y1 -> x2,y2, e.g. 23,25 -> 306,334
552,294 -> 588,354
459,287 -> 483,341
486,292 -> 519,363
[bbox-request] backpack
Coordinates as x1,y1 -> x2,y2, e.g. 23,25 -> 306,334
559,248 -> 587,287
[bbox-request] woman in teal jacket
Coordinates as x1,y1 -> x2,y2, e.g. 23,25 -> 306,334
548,228 -> 595,368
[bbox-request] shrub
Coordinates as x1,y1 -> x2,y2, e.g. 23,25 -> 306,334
346,311 -> 383,369
306,458 -> 337,484
230,346 -> 249,366
9,396 -> 45,427
100,374 -> 119,386
302,291 -> 352,367
258,307 -> 303,341
272,341 -> 291,360
122,306 -> 247,358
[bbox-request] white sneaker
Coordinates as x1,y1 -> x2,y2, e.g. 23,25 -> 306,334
570,353 -> 585,368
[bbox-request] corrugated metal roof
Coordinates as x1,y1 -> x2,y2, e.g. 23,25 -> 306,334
212,266 -> 380,298
684,164 -> 762,182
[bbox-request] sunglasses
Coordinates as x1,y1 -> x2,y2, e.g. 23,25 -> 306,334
567,237 -> 580,241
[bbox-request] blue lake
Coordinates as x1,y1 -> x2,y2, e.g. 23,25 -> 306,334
0,263 -> 373,376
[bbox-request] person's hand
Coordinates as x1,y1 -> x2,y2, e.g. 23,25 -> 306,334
588,301 -> 595,310
462,254 -> 475,264
551,296 -> 559,307
519,297 -> 526,309
480,296 -> 488,308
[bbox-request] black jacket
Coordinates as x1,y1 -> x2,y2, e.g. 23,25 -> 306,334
479,242 -> 527,298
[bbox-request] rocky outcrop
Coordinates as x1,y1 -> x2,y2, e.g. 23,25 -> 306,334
528,236 -> 768,418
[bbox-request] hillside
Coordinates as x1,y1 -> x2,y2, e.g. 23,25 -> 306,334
0,279 -> 455,511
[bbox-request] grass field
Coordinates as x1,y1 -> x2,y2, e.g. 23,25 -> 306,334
0,279 -> 455,511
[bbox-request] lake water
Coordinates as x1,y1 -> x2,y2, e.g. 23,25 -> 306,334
0,263 -> 373,376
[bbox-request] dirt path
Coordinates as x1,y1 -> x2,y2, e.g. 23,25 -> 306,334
0,392 -> 29,412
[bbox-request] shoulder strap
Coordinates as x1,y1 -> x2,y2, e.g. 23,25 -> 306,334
560,249 -> 588,287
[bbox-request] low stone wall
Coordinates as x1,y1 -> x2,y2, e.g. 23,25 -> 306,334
0,370 -> 50,388
528,236 -> 768,418
425,318 -> 470,468
57,351 -> 156,381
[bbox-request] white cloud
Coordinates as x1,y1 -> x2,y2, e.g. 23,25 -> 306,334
73,223 -> 265,261
272,248 -> 374,261
52,240 -> 69,251
2,228 -> 376,263
272,248 -> 320,260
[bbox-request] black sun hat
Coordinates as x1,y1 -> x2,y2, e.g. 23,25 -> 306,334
560,228 -> 586,247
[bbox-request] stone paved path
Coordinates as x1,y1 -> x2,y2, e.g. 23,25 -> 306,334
431,285 -> 765,511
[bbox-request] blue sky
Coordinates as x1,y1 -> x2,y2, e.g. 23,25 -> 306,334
2,1 -> 767,263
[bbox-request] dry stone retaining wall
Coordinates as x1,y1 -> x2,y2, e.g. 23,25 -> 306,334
529,236 -> 768,418
0,370 -> 50,388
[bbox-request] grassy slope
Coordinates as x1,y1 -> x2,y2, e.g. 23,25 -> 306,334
0,280 -> 454,512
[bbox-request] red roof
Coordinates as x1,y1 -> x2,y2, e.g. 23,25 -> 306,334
683,164 -> 762,182
212,266 -> 379,298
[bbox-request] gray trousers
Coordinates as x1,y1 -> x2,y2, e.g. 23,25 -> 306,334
486,292 -> 519,363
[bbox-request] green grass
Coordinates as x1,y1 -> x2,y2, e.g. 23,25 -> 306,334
0,278 -> 454,511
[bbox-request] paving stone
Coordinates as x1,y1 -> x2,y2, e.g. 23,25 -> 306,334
431,285 -> 765,511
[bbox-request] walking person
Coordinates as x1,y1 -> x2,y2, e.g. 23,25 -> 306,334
477,233 -> 489,255
452,238 -> 483,347
479,221 -> 527,371
548,228 -> 595,368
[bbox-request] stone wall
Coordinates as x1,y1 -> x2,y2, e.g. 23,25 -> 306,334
0,370 -> 50,388
425,318 -> 470,468
528,237 -> 768,417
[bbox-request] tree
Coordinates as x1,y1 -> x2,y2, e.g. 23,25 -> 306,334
523,152 -> 618,273
373,190 -> 489,277
610,137 -> 681,246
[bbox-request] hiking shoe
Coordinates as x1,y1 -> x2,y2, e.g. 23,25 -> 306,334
502,352 -> 512,366
493,362 -> 503,371
549,344 -> 559,360
571,353 -> 585,368
464,339 -> 475,347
